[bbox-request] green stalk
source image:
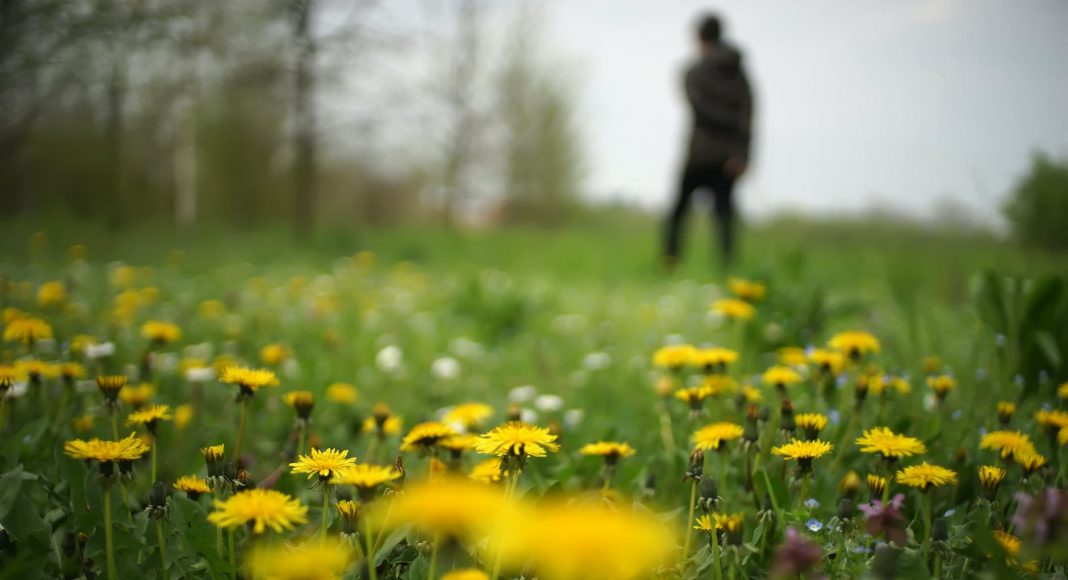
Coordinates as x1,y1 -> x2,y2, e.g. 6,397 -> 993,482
151,437 -> 158,483
490,469 -> 521,580
110,409 -> 119,440
922,490 -> 933,561
104,487 -> 118,580
155,519 -> 170,580
234,399 -> 249,461
321,486 -> 330,541
228,529 -> 236,580
363,518 -> 379,580
657,401 -> 677,457
428,531 -> 442,580
710,530 -> 723,580
297,422 -> 306,457
683,480 -> 698,560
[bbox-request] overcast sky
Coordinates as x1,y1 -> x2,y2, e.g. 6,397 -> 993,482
534,0 -> 1068,224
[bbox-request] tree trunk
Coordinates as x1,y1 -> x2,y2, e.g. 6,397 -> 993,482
291,0 -> 317,240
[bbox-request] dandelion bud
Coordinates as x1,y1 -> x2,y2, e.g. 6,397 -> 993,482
643,473 -> 656,498
686,449 -> 705,481
236,469 -> 254,490
837,497 -> 855,520
867,474 -> 886,499
147,481 -> 168,519
996,401 -> 1015,426
699,477 -> 718,512
779,399 -> 795,434
337,499 -> 360,534
96,375 -> 127,405
284,390 -> 315,421
506,403 -> 522,422
372,403 -> 391,430
978,465 -> 1006,500
922,356 -> 942,375
758,405 -> 770,423
840,471 -> 861,499
854,376 -> 869,407
932,518 -> 948,542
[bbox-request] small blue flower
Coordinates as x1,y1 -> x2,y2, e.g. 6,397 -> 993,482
1040,370 -> 1049,384
995,334 -> 1006,347
943,509 -> 956,518
1043,402 -> 1053,411
979,427 -> 988,436
804,498 -> 820,509
836,374 -> 848,389
852,545 -> 871,554
951,410 -> 962,421
1014,375 -> 1025,387
976,367 -> 987,381
806,518 -> 824,533
828,410 -> 841,426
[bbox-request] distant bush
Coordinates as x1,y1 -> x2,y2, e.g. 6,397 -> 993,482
1003,153 -> 1068,250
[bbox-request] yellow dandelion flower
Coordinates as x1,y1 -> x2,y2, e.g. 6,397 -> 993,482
996,401 -> 1015,424
740,384 -> 763,403
927,375 -> 957,398
19,359 -> 58,379
119,382 -> 154,408
1059,382 -> 1068,399
58,362 -> 86,380
201,444 -> 225,462
711,298 -> 755,321
198,299 -> 227,320
772,439 -> 833,471
580,441 -> 636,463
72,414 -> 95,433
692,422 -> 744,451
855,427 -> 926,459
702,374 -> 738,396
694,513 -> 717,532
828,331 -> 880,358
728,277 -> 766,301
1035,409 -> 1068,431
978,465 -> 1006,497
3,317 -> 53,343
475,422 -> 560,458
652,344 -> 697,370
807,350 -> 841,375
363,414 -> 403,436
439,434 -> 480,453
840,471 -> 862,495
888,376 -> 911,395
126,404 -> 172,429
0,364 -> 26,389
867,474 -> 887,498
283,390 -> 315,419
372,478 -> 518,540
444,402 -> 494,429
326,382 -> 358,404
469,458 -> 508,483
980,430 -> 1036,459
208,489 -> 308,534
778,347 -> 807,367
675,385 -> 713,408
401,421 -> 459,452
333,464 -> 400,489
259,343 -> 291,365
173,475 -> 212,499
795,413 -> 829,439
895,462 -> 958,489
37,281 -> 67,308
692,347 -> 739,371
1014,451 -> 1047,476
64,432 -> 150,463
290,448 -> 357,482
141,320 -> 181,344
220,366 -> 280,393
244,538 -> 353,580
762,365 -> 802,390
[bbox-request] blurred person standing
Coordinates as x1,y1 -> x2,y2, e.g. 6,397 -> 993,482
663,14 -> 753,272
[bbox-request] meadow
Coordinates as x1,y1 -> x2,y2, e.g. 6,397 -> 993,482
1,217 -> 1067,579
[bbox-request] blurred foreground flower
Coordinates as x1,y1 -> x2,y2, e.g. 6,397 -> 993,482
245,537 -> 353,580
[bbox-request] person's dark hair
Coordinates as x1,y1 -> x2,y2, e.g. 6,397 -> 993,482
697,14 -> 721,44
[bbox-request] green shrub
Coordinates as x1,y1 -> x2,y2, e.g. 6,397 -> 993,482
1003,153 -> 1068,250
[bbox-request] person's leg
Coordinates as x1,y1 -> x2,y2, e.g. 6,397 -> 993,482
663,168 -> 701,269
709,171 -> 737,269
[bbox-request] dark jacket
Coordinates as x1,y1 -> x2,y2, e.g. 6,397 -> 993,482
684,44 -> 753,169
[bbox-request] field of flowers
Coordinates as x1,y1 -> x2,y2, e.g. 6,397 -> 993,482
1,227 -> 1068,579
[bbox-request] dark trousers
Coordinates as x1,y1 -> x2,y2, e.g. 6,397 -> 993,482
663,165 -> 736,266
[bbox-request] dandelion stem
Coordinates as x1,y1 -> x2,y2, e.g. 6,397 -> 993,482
228,529 -> 236,580
428,531 -> 442,580
297,422 -> 306,457
490,470 -> 521,580
922,490 -> 933,562
321,486 -> 330,541
657,401 -> 677,457
151,437 -> 158,483
719,451 -> 729,504
103,487 -> 118,580
234,399 -> 249,461
216,527 -> 223,557
363,518 -> 379,580
683,479 -> 698,560
710,529 -> 723,580
110,409 -> 119,440
155,518 -> 170,580
0,397 -> 6,433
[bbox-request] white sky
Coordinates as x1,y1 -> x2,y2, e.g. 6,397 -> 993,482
537,0 -> 1068,223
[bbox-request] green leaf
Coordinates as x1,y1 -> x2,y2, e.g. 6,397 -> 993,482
170,494 -> 230,579
407,555 -> 429,580
374,525 -> 411,566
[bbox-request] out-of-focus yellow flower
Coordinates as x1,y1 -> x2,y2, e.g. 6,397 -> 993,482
175,404 -> 194,430
728,277 -> 766,301
692,347 -> 739,371
126,404 -> 172,430
978,465 -> 1006,497
363,414 -> 403,436
2,307 -> 26,324
828,331 -> 880,358
109,265 -> 136,288
444,402 -> 494,430
260,343 -> 291,365
980,430 -> 1036,460
37,281 -> 67,308
469,458 -> 508,483
283,390 -> 315,419
1014,451 -> 1047,476
762,365 -> 802,390
174,475 -> 212,499
401,422 -> 459,452
245,538 -> 354,580
199,299 -> 226,320
20,359 -> 59,379
441,569 -> 489,580
326,382 -> 358,404
495,499 -> 676,580
740,384 -> 763,403
840,471 -> 862,495
69,243 -> 88,261
69,334 -> 96,355
221,366 -> 280,395
372,477 -> 518,541
927,374 -> 957,399
778,347 -> 807,367
808,348 -> 845,376
333,463 -> 400,491
711,298 -> 755,321
72,414 -> 95,433
58,362 -> 86,380
922,356 -> 943,375
579,441 -> 636,463
692,422 -> 744,451
3,317 -> 53,344
652,344 -> 696,370
1058,382 -> 1068,400
119,383 -> 154,409
141,321 -> 181,344
795,413 -> 828,439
